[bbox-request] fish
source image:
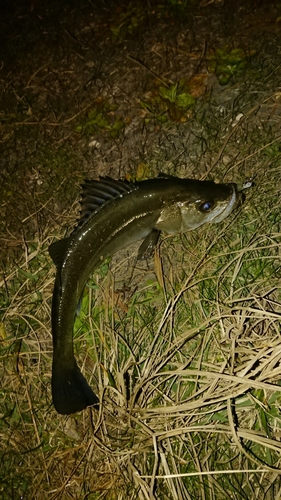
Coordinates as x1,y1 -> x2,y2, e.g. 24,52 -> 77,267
49,175 -> 243,414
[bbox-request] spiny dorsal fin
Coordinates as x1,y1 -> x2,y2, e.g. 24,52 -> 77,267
74,177 -> 137,233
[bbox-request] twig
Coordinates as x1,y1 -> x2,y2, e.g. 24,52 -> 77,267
128,55 -> 170,88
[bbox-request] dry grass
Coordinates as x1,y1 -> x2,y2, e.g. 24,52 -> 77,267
1,142 -> 281,499
1,0 -> 281,497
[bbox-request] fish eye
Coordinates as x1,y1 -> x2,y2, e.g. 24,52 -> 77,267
198,200 -> 214,212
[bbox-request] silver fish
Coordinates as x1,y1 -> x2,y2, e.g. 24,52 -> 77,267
49,175 -> 243,414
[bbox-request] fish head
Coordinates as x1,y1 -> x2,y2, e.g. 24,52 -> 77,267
155,181 -> 243,234
179,182 -> 243,231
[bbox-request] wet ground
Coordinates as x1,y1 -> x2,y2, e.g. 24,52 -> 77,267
1,0 -> 281,263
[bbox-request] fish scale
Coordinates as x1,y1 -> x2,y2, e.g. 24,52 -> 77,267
49,175 -> 243,415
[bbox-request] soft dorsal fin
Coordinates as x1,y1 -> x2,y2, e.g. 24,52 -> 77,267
49,237 -> 71,268
158,172 -> 180,180
73,177 -> 137,233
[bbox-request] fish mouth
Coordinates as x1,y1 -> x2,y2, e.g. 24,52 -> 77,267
212,184 -> 243,224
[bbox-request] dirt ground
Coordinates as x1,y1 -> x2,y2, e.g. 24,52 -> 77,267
1,0 -> 281,262
1,1 -> 281,499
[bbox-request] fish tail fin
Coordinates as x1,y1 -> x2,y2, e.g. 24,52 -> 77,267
52,360 -> 99,415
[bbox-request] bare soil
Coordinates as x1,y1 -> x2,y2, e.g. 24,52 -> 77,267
1,0 -> 280,262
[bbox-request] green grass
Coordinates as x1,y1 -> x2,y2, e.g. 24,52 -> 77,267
1,163 -> 280,499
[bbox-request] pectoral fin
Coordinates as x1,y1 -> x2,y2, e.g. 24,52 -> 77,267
137,229 -> 161,260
